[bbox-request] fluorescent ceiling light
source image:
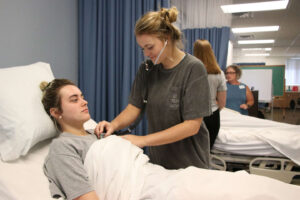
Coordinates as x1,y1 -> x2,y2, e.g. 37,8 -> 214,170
242,48 -> 272,51
221,0 -> 289,13
238,40 -> 275,44
245,53 -> 270,56
232,26 -> 279,33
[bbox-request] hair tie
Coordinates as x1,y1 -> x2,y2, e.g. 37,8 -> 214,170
165,11 -> 169,18
164,11 -> 169,21
45,82 -> 52,90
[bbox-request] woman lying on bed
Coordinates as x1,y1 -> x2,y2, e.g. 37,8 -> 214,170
41,79 -> 300,200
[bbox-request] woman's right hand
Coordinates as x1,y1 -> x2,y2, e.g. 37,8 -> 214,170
240,103 -> 248,110
94,121 -> 116,139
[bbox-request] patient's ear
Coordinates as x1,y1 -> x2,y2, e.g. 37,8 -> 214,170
50,108 -> 61,119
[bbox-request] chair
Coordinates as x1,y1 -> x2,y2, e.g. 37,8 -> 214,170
292,98 -> 300,115
248,90 -> 258,117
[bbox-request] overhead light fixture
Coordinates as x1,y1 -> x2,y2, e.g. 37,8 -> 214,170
238,40 -> 275,44
232,26 -> 279,33
242,48 -> 272,51
221,0 -> 289,13
245,53 -> 270,56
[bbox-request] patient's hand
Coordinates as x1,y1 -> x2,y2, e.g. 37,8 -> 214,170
121,134 -> 146,148
94,120 -> 115,139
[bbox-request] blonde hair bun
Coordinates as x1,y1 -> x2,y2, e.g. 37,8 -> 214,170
40,81 -> 49,92
160,6 -> 178,23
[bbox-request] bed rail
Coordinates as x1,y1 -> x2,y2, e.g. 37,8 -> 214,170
249,157 -> 300,183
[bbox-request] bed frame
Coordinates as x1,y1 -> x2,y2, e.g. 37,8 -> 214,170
210,149 -> 300,184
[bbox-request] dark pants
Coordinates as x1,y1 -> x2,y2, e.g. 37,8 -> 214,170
203,109 -> 220,149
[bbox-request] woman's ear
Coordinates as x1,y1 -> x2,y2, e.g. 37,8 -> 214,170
50,107 -> 61,119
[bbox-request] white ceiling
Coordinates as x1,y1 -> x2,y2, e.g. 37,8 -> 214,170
230,0 -> 300,62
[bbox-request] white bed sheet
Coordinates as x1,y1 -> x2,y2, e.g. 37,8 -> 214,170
215,108 -> 300,165
0,139 -> 55,200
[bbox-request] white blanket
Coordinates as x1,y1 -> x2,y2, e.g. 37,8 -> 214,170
84,135 -> 300,200
84,135 -> 149,200
216,108 -> 300,165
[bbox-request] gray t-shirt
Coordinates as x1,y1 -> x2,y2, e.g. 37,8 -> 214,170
43,132 -> 97,200
207,71 -> 227,112
129,53 -> 212,169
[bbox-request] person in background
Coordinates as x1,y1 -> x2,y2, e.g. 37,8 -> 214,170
95,7 -> 212,169
225,65 -> 254,115
193,39 -> 227,148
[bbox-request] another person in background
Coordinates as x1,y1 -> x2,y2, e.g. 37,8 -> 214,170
95,7 -> 212,169
193,39 -> 227,148
225,65 -> 254,115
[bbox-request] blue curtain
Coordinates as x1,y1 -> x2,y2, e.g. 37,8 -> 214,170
183,27 -> 230,71
79,0 -> 169,135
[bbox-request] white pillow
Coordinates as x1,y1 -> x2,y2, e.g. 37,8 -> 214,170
83,118 -> 97,130
0,62 -> 57,161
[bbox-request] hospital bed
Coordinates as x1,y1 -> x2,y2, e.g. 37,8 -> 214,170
1,62 -> 300,199
211,108 -> 300,184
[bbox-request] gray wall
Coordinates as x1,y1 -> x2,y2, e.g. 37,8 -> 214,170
0,0 -> 78,83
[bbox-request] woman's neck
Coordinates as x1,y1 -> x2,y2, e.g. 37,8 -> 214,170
62,124 -> 87,136
228,80 -> 240,85
162,48 -> 185,69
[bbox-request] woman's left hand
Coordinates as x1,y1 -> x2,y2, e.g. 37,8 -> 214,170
121,134 -> 146,148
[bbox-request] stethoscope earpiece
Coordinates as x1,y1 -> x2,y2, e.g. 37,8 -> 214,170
154,40 -> 168,64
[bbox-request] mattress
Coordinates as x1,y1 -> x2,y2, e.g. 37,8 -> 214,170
214,108 -> 300,165
0,139 -> 56,200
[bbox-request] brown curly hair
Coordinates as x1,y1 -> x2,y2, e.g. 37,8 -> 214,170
40,79 -> 75,131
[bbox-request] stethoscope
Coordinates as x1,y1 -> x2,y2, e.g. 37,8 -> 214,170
154,40 -> 168,65
144,40 -> 168,71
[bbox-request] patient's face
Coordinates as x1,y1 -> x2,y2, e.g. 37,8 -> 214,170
59,85 -> 90,125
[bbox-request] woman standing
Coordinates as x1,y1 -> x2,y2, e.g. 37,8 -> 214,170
225,65 -> 254,115
193,39 -> 227,148
95,7 -> 212,169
